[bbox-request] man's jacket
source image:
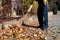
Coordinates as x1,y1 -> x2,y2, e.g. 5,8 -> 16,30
35,0 -> 44,6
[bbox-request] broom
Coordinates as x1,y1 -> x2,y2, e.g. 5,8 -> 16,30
18,5 -> 33,25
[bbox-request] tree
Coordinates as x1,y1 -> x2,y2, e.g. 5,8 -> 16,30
32,1 -> 38,11
48,0 -> 51,2
56,0 -> 60,10
52,4 -> 57,14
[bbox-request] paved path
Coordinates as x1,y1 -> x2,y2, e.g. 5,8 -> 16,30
47,11 -> 60,40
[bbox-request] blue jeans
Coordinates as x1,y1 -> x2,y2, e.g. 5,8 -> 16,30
43,4 -> 48,29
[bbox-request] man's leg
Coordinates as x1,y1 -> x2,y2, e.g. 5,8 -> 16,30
37,7 -> 44,30
43,3 -> 48,29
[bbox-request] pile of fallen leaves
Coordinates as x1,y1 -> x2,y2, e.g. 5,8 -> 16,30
24,17 -> 39,26
0,24 -> 46,40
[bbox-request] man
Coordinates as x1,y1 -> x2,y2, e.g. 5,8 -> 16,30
36,0 -> 48,30
36,0 -> 44,30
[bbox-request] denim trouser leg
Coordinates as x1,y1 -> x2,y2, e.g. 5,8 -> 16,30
43,4 -> 48,29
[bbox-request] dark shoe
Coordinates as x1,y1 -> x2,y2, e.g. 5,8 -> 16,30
43,25 -> 48,31
37,26 -> 44,30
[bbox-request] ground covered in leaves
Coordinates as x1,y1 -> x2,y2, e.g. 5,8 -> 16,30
0,24 -> 47,40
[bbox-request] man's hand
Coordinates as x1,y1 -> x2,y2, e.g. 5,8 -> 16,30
43,0 -> 47,5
